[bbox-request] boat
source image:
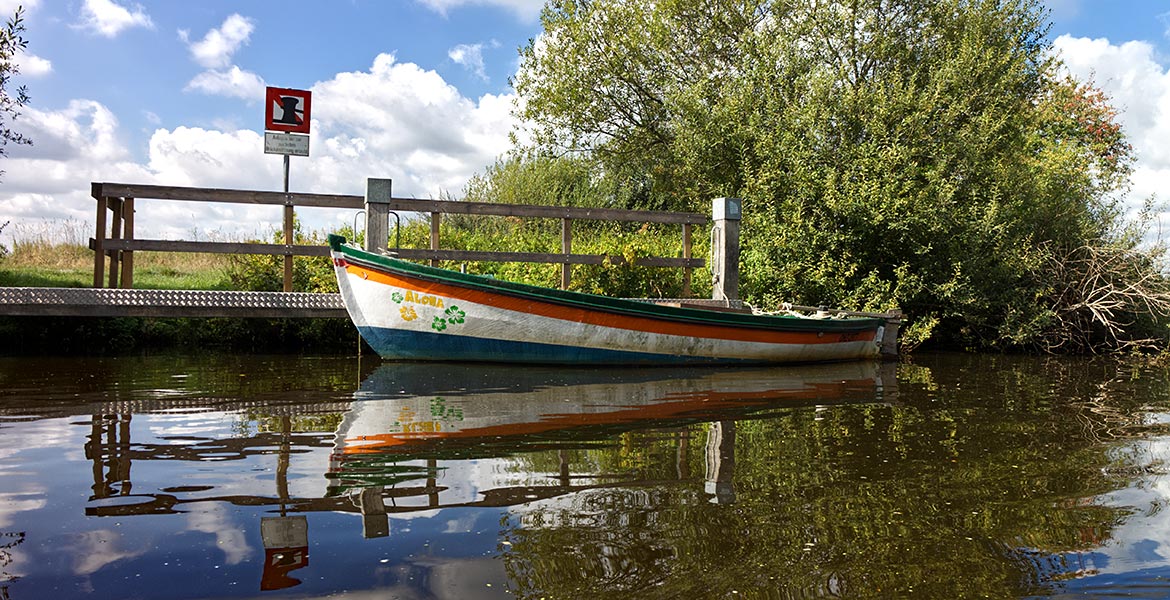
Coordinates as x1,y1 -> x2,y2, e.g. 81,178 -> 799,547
328,234 -> 892,365
327,361 -> 894,496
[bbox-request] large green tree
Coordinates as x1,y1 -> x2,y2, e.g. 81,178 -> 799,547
511,0 -> 1169,351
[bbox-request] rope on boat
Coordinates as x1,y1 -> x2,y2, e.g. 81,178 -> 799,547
750,302 -> 841,319
751,302 -> 896,320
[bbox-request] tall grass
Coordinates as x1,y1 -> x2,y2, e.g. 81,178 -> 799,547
0,219 -> 233,289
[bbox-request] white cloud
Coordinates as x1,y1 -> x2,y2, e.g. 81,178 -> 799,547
0,54 -> 519,244
416,0 -> 544,22
311,53 -> 516,192
449,41 -> 500,81
180,15 -> 265,101
0,492 -> 45,529
1053,36 -> 1170,218
185,506 -> 252,565
70,530 -> 144,576
449,43 -> 487,80
182,14 -> 255,70
14,51 -> 51,77
185,65 -> 266,101
75,0 -> 154,38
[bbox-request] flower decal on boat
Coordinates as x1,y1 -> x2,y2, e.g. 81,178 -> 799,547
400,306 -> 418,321
444,305 -> 466,324
431,316 -> 448,332
391,291 -> 404,304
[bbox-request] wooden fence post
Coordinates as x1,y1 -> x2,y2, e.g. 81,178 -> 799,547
121,198 -> 135,289
107,198 -> 123,288
430,212 -> 441,267
364,178 -> 392,253
683,223 -> 693,298
92,184 -> 107,288
711,197 -> 742,302
561,218 -> 572,290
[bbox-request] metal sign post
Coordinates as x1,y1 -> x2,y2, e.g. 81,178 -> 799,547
263,86 -> 312,292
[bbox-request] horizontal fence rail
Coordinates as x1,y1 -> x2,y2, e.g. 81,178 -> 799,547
91,181 -> 708,295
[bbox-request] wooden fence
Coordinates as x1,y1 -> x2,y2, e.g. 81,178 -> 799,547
91,181 -> 708,294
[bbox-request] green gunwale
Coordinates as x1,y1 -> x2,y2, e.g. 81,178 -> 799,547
328,234 -> 883,333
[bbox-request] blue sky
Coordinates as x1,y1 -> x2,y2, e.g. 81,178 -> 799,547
20,1 -> 537,150
3,0 -> 1170,243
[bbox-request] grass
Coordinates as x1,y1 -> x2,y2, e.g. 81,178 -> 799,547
1,248 -> 233,289
1,220 -> 233,289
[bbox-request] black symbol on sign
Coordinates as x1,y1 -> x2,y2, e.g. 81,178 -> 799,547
273,96 -> 302,125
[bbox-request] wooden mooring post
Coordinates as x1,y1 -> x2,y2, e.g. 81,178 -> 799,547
364,178 -> 392,254
711,197 -> 741,303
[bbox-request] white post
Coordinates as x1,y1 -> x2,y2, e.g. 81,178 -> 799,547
704,421 -> 736,504
711,197 -> 742,302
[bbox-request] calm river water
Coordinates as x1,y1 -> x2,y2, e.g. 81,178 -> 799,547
2,353 -> 1170,599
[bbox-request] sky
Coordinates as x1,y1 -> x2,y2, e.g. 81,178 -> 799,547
1,0 -> 1170,247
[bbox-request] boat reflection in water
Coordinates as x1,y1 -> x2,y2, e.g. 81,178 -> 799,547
55,358 -> 891,594
328,361 -> 895,533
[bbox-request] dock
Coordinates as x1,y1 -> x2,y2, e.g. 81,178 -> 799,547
0,287 -> 346,318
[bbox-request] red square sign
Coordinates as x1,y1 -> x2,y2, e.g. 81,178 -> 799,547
265,87 -> 311,134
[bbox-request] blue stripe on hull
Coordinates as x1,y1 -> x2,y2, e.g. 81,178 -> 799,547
358,326 -> 754,365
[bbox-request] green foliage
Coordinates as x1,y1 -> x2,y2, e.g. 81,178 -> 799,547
514,0 -> 1168,353
422,152 -> 708,298
0,6 -> 31,168
225,219 -> 342,293
495,355 -> 1156,598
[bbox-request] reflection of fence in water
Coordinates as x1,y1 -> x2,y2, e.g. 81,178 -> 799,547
76,362 -> 892,541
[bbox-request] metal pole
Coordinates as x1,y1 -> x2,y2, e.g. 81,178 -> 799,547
282,154 -> 293,292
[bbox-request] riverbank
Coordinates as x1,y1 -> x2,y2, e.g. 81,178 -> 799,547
1,233 -> 361,355
0,314 -> 362,355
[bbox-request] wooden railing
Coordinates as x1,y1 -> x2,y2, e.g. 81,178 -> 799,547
91,182 -> 708,294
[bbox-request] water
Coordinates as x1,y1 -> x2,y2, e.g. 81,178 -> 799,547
2,353 -> 1170,599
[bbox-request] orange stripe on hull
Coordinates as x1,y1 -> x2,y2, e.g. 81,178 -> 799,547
345,264 -> 875,346
338,380 -> 871,453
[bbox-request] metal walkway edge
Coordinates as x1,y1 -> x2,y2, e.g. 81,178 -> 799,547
0,287 -> 348,318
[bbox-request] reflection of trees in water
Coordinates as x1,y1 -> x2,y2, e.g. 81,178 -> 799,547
1,530 -> 25,596
59,353 -> 1170,596
497,355 -> 1170,599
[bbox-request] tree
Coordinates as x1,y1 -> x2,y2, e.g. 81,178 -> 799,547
0,6 -> 31,168
512,0 -> 1168,352
513,0 -> 766,211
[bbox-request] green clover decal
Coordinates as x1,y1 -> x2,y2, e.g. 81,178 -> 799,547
431,317 -> 448,332
444,305 -> 466,324
391,291 -> 404,304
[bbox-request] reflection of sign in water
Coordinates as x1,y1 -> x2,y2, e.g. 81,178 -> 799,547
264,87 -> 311,134
260,515 -> 309,591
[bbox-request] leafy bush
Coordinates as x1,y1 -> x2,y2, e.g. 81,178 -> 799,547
226,219 -> 346,293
